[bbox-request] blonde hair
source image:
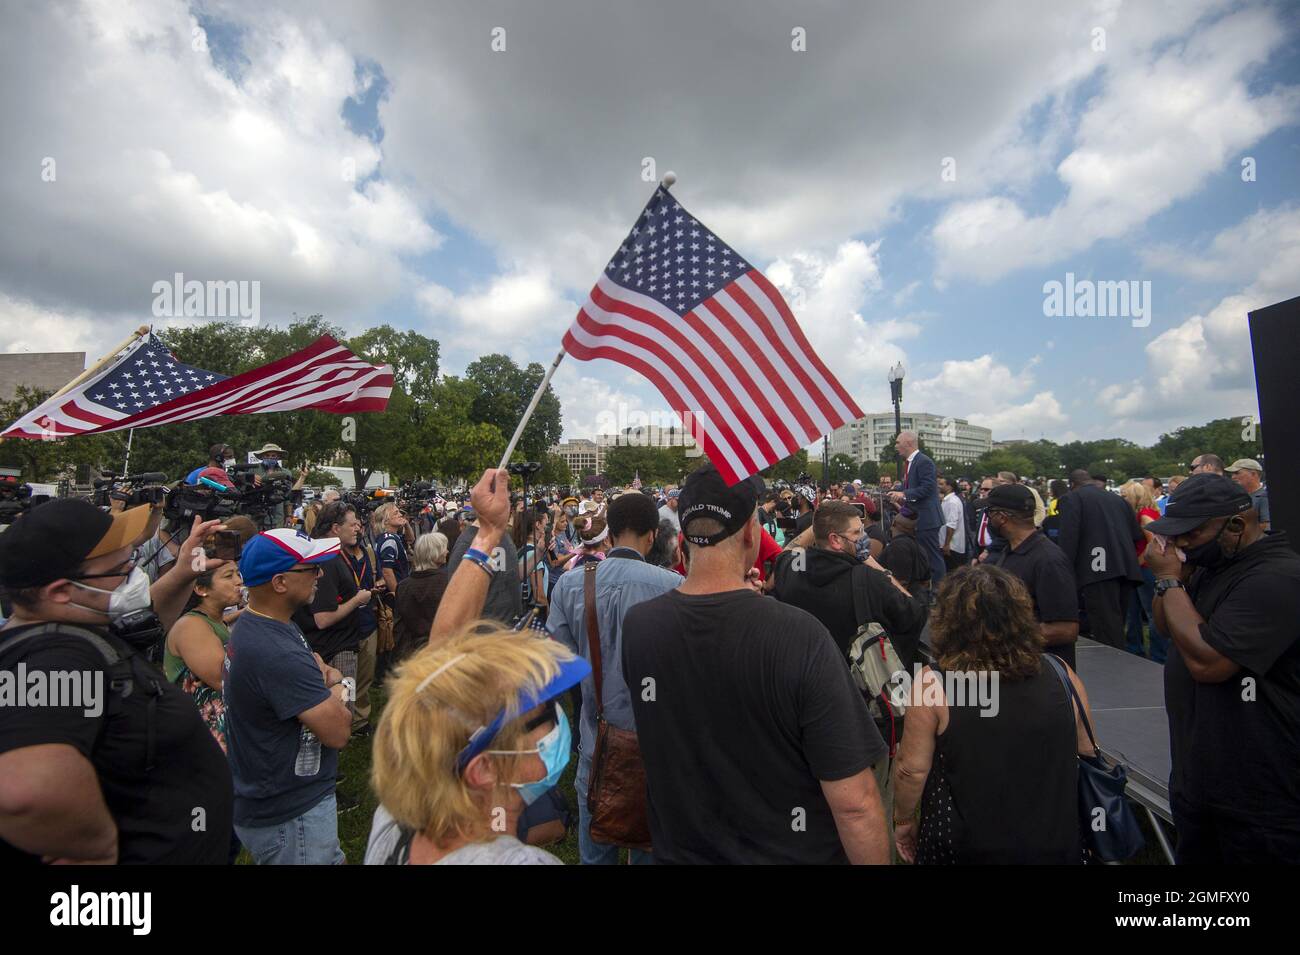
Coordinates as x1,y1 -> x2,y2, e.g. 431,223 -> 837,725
372,502 -> 400,534
1119,480 -> 1155,514
371,624 -> 573,846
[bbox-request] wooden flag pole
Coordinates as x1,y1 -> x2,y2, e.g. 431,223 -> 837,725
495,172 -> 678,472
50,324 -> 150,401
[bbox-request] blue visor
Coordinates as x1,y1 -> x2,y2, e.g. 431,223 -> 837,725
454,652 -> 591,775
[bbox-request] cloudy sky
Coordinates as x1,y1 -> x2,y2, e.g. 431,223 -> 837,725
2,0 -> 1298,446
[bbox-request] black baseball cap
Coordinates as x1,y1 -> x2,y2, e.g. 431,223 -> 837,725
678,463 -> 765,546
1146,473 -> 1252,538
973,483 -> 1036,516
0,498 -> 153,589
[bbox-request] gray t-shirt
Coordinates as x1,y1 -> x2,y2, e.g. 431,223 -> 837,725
364,805 -> 562,865
445,525 -> 521,623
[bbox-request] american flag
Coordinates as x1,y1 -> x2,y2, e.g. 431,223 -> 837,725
2,333 -> 392,439
631,471 -> 642,490
563,185 -> 863,485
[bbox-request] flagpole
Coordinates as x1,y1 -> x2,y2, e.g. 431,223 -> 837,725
50,324 -> 150,401
123,428 -> 134,476
497,348 -> 566,470
494,172 -> 678,472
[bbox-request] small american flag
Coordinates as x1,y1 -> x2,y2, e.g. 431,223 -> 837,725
563,185 -> 863,485
2,333 -> 392,439
631,471 -> 642,490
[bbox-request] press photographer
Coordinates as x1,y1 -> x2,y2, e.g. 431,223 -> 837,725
0,498 -> 235,864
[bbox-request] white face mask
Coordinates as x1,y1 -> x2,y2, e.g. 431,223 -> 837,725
67,566 -> 153,622
223,458 -> 236,468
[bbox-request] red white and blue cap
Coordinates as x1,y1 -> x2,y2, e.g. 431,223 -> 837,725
239,528 -> 341,587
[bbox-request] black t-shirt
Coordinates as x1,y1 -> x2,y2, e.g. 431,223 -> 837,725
994,530 -> 1079,667
294,555 -> 361,660
795,510 -> 814,538
621,589 -> 887,864
1165,533 -> 1300,822
0,624 -> 233,864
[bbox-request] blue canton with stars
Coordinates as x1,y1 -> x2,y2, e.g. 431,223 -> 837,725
89,335 -> 228,412
605,186 -> 754,314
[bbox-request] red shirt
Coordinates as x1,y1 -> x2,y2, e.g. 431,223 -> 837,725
1135,507 -> 1160,557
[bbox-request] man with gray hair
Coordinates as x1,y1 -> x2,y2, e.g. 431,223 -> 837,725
393,532 -> 449,662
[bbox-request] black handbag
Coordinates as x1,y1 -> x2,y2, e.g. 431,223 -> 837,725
1044,654 -> 1146,862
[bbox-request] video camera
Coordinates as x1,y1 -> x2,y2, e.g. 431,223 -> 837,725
342,488 -> 377,519
0,467 -> 48,526
396,479 -> 433,516
227,462 -> 300,529
163,480 -> 241,524
92,471 -> 170,510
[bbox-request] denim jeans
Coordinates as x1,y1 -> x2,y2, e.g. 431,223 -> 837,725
235,794 -> 345,865
1125,566 -> 1168,664
578,798 -> 653,865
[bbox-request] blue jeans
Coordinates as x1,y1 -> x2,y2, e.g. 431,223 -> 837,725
578,797 -> 653,866
235,794 -> 345,865
1125,566 -> 1168,664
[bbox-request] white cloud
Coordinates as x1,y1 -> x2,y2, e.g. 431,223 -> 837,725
932,4 -> 1300,282
1096,204 -> 1300,429
416,269 -> 580,354
909,354 -> 1066,440
0,0 -> 437,355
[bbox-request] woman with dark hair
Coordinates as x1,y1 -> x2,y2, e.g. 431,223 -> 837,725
892,564 -> 1096,864
164,562 -> 243,752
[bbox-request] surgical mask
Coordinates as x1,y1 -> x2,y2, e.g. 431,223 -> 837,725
487,704 -> 571,805
68,566 -> 153,622
223,458 -> 235,468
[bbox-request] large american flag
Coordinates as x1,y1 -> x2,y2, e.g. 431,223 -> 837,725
2,333 -> 392,439
563,185 -> 863,484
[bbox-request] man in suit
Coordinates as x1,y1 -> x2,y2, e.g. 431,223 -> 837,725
887,431 -> 946,585
1056,468 -> 1145,649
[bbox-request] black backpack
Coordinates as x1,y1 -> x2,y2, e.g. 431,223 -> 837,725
0,622 -> 167,772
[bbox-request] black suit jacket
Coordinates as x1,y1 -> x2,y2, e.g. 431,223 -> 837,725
1056,485 -> 1144,587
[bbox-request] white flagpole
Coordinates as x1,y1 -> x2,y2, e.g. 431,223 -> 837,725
123,428 -> 134,476
495,172 -> 678,472
497,348 -> 566,470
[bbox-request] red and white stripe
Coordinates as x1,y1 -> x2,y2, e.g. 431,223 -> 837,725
2,336 -> 392,439
563,270 -> 863,485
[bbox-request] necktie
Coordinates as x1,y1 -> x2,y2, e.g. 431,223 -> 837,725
902,458 -> 910,486
978,512 -> 990,547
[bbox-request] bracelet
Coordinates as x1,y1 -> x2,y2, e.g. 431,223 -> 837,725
464,548 -> 494,575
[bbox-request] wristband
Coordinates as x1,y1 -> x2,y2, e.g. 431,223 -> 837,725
464,548 -> 494,575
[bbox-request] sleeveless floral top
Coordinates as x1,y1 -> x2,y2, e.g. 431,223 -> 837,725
164,610 -> 230,754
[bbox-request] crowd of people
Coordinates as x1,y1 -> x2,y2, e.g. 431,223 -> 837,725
0,430 -> 1295,866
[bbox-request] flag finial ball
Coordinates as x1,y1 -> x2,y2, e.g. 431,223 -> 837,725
661,171 -> 677,189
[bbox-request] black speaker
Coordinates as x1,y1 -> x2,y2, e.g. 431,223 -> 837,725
1248,294 -> 1299,545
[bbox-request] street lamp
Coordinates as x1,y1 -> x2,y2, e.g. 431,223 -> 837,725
888,362 -> 905,475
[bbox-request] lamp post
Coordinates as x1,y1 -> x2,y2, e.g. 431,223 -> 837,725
888,362 -> 906,477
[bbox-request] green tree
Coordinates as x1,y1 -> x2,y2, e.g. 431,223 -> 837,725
974,450 -> 1035,480
762,448 -> 809,483
857,459 -> 880,484
0,386 -> 119,481
827,453 -> 857,484
535,453 -> 573,487
603,444 -> 692,486
463,354 -> 562,461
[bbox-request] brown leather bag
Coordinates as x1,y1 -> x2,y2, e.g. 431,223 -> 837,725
583,560 -> 652,849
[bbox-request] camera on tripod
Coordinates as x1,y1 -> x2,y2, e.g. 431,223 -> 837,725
92,471 -> 169,510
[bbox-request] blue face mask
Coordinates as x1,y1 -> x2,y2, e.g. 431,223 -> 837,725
488,704 -> 571,805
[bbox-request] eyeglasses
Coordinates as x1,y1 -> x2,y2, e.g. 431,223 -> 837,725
279,565 -> 324,578
70,558 -> 137,581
